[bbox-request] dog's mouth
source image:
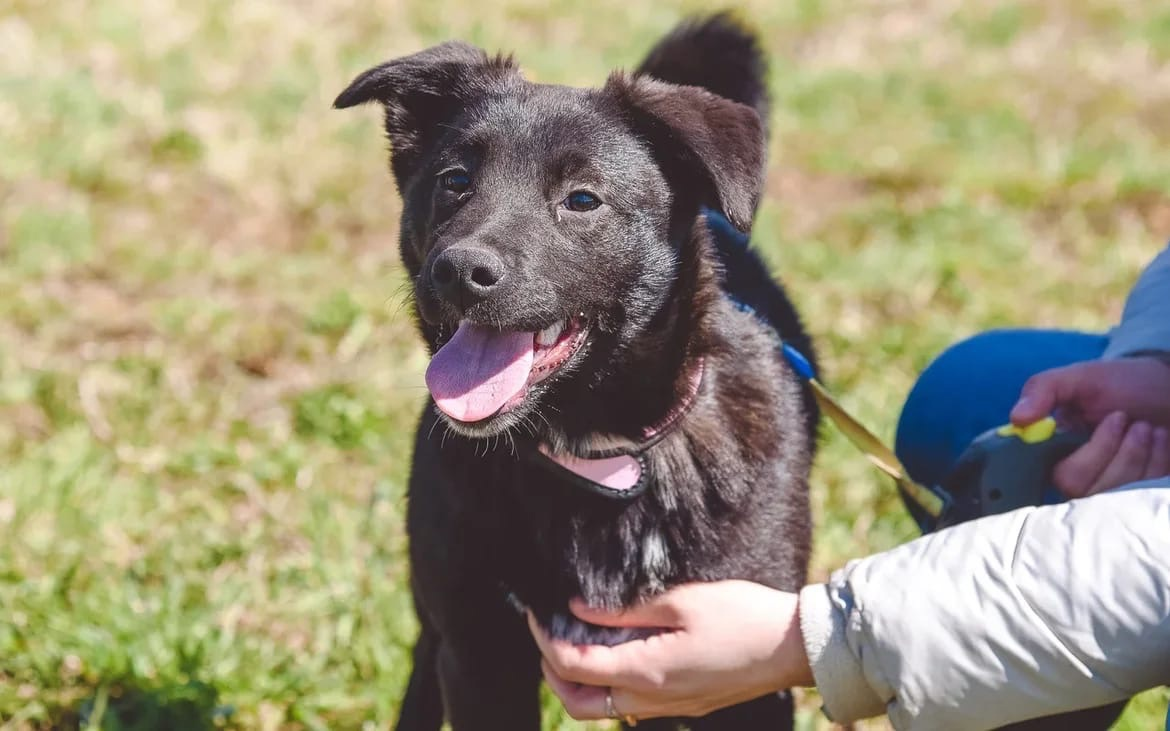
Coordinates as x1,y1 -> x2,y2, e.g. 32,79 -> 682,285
424,315 -> 591,425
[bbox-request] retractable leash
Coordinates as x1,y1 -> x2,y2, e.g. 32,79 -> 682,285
779,343 -> 1088,532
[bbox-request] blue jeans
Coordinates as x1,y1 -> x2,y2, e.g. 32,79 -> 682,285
893,328 -> 1109,532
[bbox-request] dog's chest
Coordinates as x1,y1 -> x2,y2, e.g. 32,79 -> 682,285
478,453 -> 696,621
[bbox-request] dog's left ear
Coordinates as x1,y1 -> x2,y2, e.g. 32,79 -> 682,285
607,74 -> 765,232
334,42 -> 519,188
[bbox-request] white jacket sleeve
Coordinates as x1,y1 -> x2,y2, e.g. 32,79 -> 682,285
799,482 -> 1170,730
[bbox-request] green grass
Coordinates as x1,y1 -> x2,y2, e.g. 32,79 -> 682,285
2,0 -> 1167,728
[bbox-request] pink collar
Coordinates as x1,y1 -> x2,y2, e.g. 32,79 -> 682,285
530,358 -> 705,498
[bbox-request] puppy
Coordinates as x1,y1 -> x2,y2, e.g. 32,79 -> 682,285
336,14 -> 819,730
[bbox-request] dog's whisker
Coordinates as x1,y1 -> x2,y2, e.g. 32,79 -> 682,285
516,413 -> 533,439
386,282 -> 417,318
523,413 -> 539,438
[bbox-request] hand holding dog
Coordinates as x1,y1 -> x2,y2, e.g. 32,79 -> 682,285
529,581 -> 812,722
1010,356 -> 1170,497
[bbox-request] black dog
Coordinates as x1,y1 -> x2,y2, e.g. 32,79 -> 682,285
336,14 -> 819,730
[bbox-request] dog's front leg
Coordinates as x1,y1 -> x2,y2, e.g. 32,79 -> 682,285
436,628 -> 542,731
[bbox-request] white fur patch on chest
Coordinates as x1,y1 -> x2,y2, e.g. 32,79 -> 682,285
641,528 -> 672,589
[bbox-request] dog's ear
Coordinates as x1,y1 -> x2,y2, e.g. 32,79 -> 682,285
607,73 -> 765,231
334,42 -> 518,186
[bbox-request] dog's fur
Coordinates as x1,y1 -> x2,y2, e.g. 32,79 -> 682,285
337,15 -> 818,730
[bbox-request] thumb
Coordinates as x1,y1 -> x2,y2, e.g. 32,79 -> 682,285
569,593 -> 684,630
1010,366 -> 1081,426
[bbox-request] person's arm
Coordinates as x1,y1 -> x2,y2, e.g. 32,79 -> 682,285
800,482 -> 1170,730
1102,243 -> 1170,359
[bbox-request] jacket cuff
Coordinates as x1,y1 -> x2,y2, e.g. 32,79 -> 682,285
798,582 -> 888,723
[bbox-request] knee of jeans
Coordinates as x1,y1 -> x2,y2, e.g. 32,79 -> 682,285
894,330 -> 1019,479
899,332 -> 991,419
898,329 -> 1030,419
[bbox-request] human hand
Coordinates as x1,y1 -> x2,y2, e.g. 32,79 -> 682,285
1047,411 -> 1170,498
1010,356 -> 1170,429
528,581 -> 812,722
1010,357 -> 1170,497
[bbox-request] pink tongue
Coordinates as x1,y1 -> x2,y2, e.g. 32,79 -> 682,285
425,323 -> 535,423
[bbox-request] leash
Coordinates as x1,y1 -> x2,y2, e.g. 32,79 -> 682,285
704,208 -> 948,518
777,343 -> 948,519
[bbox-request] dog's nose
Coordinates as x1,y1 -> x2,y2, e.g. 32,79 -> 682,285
430,247 -> 506,310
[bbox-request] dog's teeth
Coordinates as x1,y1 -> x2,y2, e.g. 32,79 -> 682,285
537,320 -> 565,346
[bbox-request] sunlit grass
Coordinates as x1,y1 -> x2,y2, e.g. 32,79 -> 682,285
1,0 -> 1167,728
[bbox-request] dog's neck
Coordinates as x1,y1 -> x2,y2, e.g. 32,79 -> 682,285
544,216 -> 721,455
533,357 -> 705,493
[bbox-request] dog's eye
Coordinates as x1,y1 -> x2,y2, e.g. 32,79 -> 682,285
441,170 -> 472,194
564,190 -> 602,212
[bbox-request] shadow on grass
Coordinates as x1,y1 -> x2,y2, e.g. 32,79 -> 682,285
68,677 -> 233,731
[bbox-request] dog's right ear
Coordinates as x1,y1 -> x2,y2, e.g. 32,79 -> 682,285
606,73 -> 765,232
334,42 -> 518,186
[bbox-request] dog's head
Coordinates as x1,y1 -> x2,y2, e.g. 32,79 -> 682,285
336,42 -> 765,439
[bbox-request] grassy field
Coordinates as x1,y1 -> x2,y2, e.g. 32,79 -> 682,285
2,0 -> 1168,728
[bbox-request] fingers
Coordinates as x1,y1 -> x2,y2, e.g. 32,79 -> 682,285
1011,367 -> 1072,426
1053,412 -> 1127,497
1086,420 -> 1151,496
527,611 -> 648,688
1011,357 -> 1170,430
1146,427 -> 1170,480
568,593 -> 684,629
541,661 -> 664,722
1054,416 -> 1170,498
540,660 -> 610,720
